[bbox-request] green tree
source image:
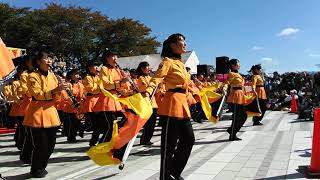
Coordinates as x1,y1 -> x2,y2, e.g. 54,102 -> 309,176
0,3 -> 31,48
97,18 -> 160,57
0,3 -> 160,70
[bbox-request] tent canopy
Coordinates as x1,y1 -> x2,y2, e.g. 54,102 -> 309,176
117,51 -> 200,74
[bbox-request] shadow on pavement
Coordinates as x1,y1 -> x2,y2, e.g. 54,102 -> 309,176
130,148 -> 160,156
92,173 -> 119,180
195,139 -> 230,145
0,144 -> 16,148
49,155 -> 90,163
295,148 -> 311,158
3,172 -> 31,180
0,160 -> 29,167
55,139 -> 89,144
256,171 -> 305,179
53,146 -> 89,153
0,155 -> 89,168
289,119 -> 313,124
0,150 -> 20,156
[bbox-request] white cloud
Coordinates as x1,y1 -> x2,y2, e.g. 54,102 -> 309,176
309,53 -> 320,57
252,46 -> 263,51
261,57 -> 273,64
277,28 -> 300,37
259,57 -> 281,73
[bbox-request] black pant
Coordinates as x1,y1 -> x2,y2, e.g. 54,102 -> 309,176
20,126 -> 33,162
30,127 -> 57,173
99,111 -> 117,143
88,112 -> 100,146
14,116 -> 25,150
195,102 -> 206,121
57,110 -> 65,135
190,104 -> 201,123
64,113 -> 80,142
110,112 -> 128,161
160,117 -> 195,180
227,103 -> 248,138
95,111 -> 127,161
140,109 -> 157,144
253,99 -> 267,122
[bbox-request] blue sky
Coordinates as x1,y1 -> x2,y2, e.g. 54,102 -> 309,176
1,0 -> 320,73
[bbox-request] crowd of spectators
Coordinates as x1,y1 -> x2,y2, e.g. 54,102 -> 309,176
263,71 -> 320,120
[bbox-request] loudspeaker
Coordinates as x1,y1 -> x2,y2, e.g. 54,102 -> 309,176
216,56 -> 229,74
197,65 -> 214,75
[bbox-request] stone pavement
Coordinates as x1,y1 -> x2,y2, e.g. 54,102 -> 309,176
0,111 -> 315,180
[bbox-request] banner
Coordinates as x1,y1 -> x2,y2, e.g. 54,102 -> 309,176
0,38 -> 16,81
7,47 -> 26,59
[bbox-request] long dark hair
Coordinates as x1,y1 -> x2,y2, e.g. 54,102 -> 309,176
249,64 -> 262,75
136,61 -> 150,77
12,49 -> 33,72
228,59 -> 240,72
66,69 -> 78,83
32,51 -> 49,70
86,60 -> 96,75
161,33 -> 185,59
102,49 -> 117,67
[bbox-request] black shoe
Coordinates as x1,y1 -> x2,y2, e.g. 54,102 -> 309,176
15,144 -> 22,151
226,128 -> 231,135
175,176 -> 184,180
20,158 -> 31,164
79,130 -> 84,138
169,175 -> 184,180
196,119 -> 203,123
229,136 -> 242,141
140,141 -> 153,146
253,121 -> 263,126
67,139 -> 78,143
31,169 -> 48,178
89,143 -> 96,147
85,127 -> 93,132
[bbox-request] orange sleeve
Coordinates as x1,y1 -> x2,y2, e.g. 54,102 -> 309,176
12,80 -> 22,103
137,76 -> 149,93
223,73 -> 234,91
252,75 -> 258,90
99,66 -> 121,90
20,72 -> 29,95
79,82 -> 85,98
28,73 -> 53,100
83,76 -> 99,94
73,82 -> 85,99
146,60 -> 171,94
2,84 -> 13,101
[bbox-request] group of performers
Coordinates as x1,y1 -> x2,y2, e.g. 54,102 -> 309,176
1,33 -> 267,179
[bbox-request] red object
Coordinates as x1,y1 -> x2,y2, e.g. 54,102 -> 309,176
114,111 -> 148,149
0,128 -> 15,134
309,108 -> 320,172
216,74 -> 228,82
290,95 -> 298,113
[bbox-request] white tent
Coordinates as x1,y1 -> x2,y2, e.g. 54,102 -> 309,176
117,51 -> 200,74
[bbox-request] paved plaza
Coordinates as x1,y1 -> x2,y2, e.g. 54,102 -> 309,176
0,111 -> 315,180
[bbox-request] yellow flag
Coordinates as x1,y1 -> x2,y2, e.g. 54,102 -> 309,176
87,81 -> 153,166
99,80 -> 153,120
86,121 -> 121,166
118,94 -> 152,120
195,87 -> 222,123
244,94 -> 255,105
244,94 -> 262,117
